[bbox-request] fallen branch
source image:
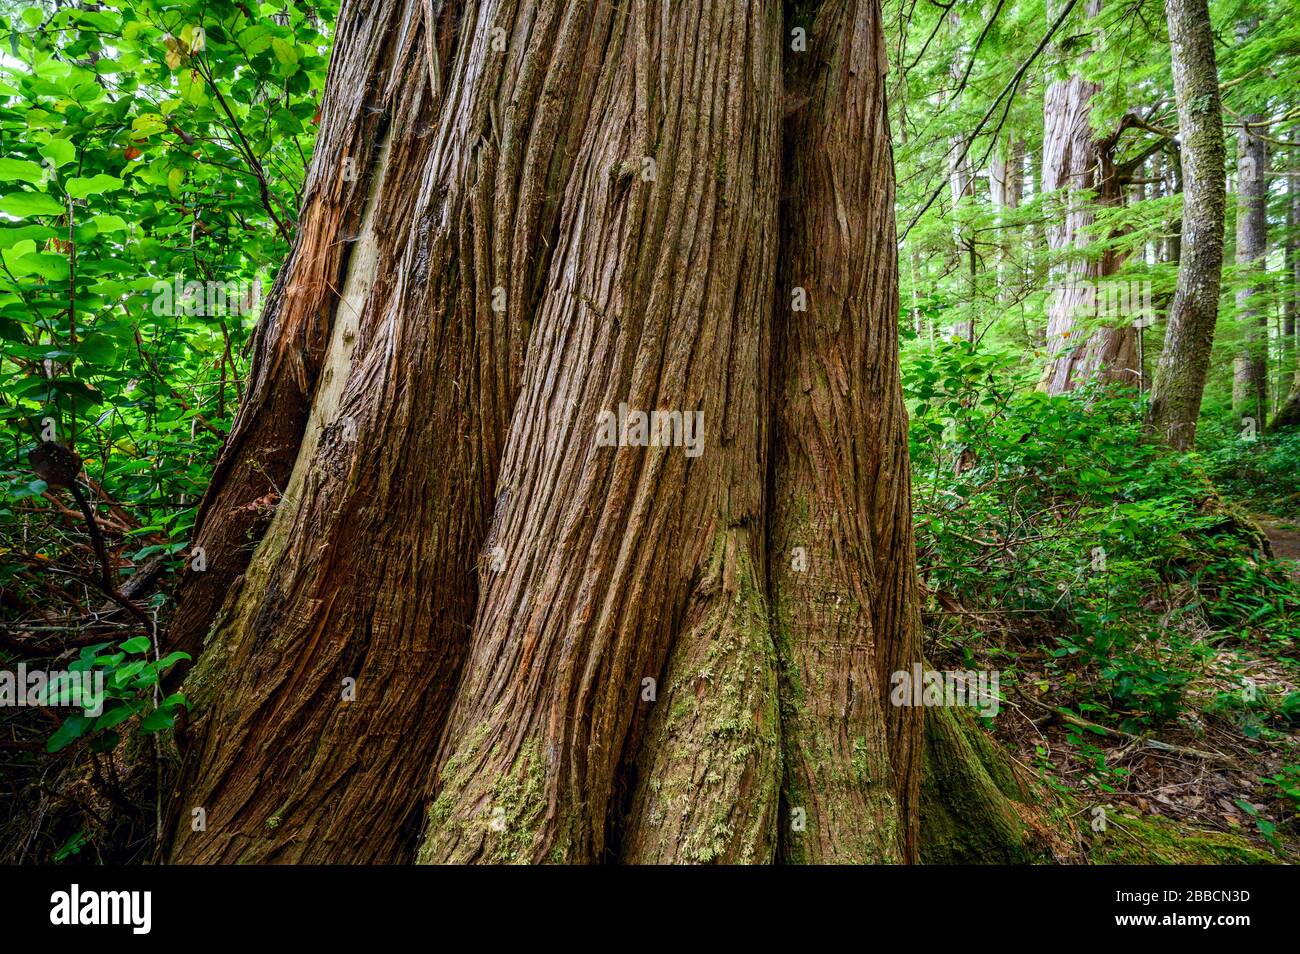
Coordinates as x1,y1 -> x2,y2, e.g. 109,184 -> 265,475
1022,693 -> 1237,767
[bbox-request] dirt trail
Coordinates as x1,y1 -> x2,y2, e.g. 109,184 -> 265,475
1254,513 -> 1300,580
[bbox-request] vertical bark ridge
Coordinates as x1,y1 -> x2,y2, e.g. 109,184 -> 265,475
166,0 -> 613,864
620,528 -> 782,863
767,0 -> 921,864
419,0 -> 783,865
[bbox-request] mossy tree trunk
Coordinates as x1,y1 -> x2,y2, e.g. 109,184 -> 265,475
165,0 -> 611,863
919,705 -> 1038,864
1147,0 -> 1226,450
765,0 -> 920,864
1272,165 -> 1300,430
167,0 -> 935,865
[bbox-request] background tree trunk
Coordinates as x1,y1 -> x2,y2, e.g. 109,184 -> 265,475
1231,20 -> 1268,425
991,137 -> 1024,303
1040,0 -> 1138,394
1147,0 -> 1226,450
947,11 -> 976,341
1284,162 -> 1297,380
1275,162 -> 1300,429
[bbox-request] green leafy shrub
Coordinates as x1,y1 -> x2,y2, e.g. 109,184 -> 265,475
905,338 -> 1298,727
45,636 -> 189,754
1200,425 -> 1300,517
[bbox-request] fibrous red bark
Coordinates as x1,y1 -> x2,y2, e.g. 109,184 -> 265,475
164,0 -> 924,865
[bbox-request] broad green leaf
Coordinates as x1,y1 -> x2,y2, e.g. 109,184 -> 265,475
0,191 -> 63,217
156,651 -> 191,669
91,214 -> 128,233
238,25 -> 273,55
271,37 -> 298,65
47,715 -> 90,753
130,113 -> 168,137
93,703 -> 140,732
39,139 -> 75,168
66,174 -> 124,199
139,708 -> 176,733
0,225 -> 55,248
10,251 -> 69,281
0,159 -> 44,184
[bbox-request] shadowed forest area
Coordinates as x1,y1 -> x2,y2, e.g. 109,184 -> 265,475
0,0 -> 1297,874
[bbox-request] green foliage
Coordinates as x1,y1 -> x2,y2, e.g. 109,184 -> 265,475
44,636 -> 189,754
1201,425 -> 1300,517
888,0 -> 1300,428
52,828 -> 89,861
0,1 -> 336,752
1260,764 -> 1300,818
906,339 -> 1299,729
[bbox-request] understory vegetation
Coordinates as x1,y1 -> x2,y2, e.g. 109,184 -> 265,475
907,340 -> 1299,860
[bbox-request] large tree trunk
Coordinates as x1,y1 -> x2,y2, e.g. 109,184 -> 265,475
1275,163 -> 1300,430
919,705 -> 1039,864
1039,0 -> 1138,394
164,0 -> 925,865
1231,22 -> 1268,425
1147,0 -> 1226,450
764,0 -> 920,863
164,0 -> 620,863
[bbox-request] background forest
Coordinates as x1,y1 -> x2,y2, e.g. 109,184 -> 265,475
0,0 -> 1297,864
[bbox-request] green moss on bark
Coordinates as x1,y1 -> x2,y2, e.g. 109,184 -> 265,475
1088,811 -> 1280,865
621,530 -> 781,864
919,705 -> 1038,864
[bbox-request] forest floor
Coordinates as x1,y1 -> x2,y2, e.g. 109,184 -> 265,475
934,632 -> 1299,863
928,505 -> 1300,864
